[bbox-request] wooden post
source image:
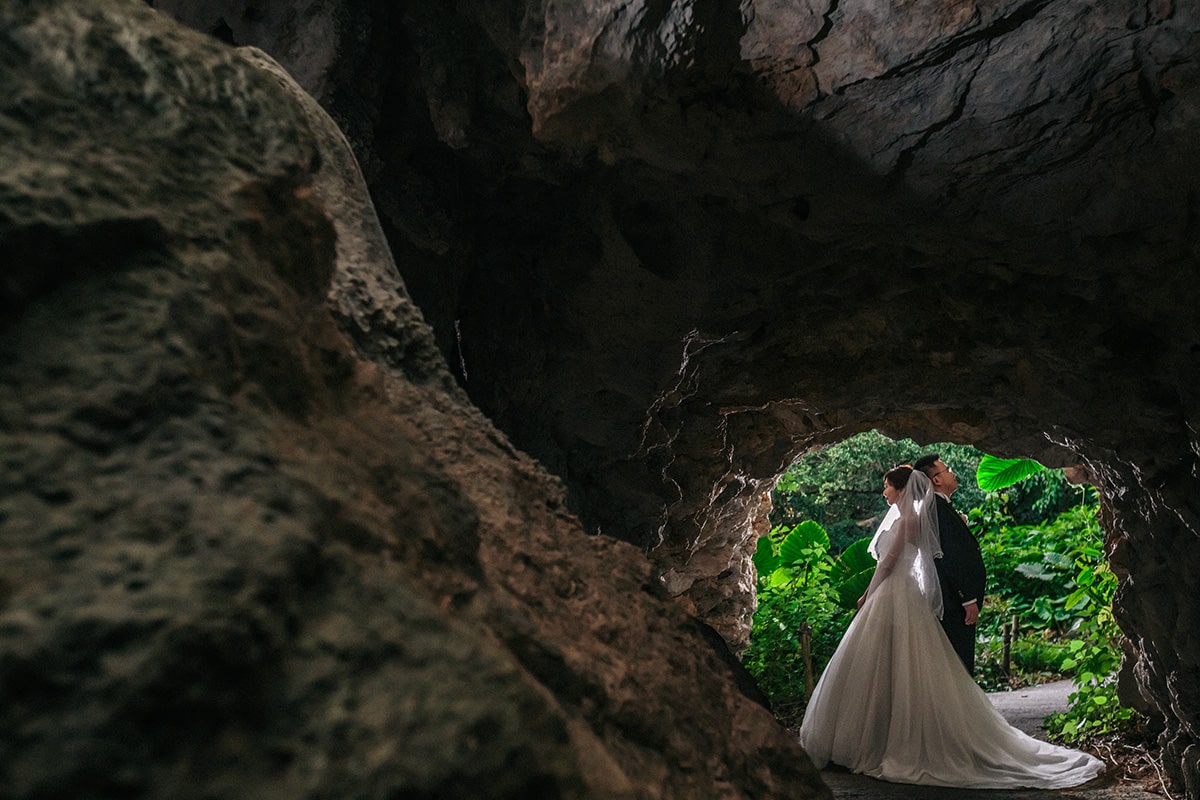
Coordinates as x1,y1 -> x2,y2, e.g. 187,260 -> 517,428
1001,614 -> 1019,677
1001,620 -> 1012,677
800,621 -> 814,698
1010,614 -> 1018,672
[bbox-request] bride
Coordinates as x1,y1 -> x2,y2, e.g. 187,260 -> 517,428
797,465 -> 1105,789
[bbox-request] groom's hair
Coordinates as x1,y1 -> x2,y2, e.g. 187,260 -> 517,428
913,453 -> 940,476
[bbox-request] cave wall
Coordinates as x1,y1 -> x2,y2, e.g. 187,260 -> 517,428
144,5 -> 1200,794
9,0 -> 1200,797
0,3 -> 829,798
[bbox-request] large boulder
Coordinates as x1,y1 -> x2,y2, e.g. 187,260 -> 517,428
0,3 -> 828,798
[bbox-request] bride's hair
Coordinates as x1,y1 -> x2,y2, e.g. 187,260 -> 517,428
885,464 -> 915,489
868,463 -> 943,618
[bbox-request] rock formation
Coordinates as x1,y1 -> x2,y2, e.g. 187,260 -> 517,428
0,2 -> 827,798
6,0 -> 1200,797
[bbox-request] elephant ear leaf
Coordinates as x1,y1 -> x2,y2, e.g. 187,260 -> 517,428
752,534 -> 780,576
830,537 -> 876,610
834,570 -> 875,610
778,520 -> 830,566
976,455 -> 1046,492
829,537 -> 874,583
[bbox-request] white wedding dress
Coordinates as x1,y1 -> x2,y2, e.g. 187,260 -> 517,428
797,472 -> 1104,789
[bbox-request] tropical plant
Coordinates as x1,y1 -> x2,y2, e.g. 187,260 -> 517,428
828,537 -> 876,609
743,520 -> 873,725
973,458 -> 1140,738
975,454 -> 1086,525
975,505 -> 1090,631
1045,511 -> 1139,742
972,501 -> 1104,690
976,455 -> 1046,491
753,521 -> 876,611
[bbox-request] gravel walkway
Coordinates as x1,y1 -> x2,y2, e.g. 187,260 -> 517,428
817,681 -> 1168,800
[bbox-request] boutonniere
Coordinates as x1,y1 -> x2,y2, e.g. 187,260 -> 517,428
957,510 -> 970,525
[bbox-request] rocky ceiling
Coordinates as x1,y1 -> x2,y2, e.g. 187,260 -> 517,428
4,0 -> 1199,797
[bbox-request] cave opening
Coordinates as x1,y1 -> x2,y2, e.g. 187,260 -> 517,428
739,429 -> 1117,741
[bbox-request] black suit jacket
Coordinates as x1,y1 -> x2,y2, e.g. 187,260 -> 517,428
932,495 -> 986,623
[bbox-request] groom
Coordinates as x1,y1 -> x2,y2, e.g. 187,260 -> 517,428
915,454 -> 987,676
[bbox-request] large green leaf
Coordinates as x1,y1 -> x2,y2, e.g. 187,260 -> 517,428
833,568 -> 876,610
829,537 -> 877,609
829,537 -> 874,583
752,535 -> 780,577
778,520 -> 830,566
764,568 -> 792,589
976,455 -> 1046,492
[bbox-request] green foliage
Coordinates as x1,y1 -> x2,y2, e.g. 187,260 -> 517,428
976,599 -> 1074,690
742,520 -> 872,724
771,431 -> 986,552
973,501 -> 1108,695
778,521 -> 830,579
752,534 -> 780,575
828,538 -> 876,610
1046,625 -> 1135,741
979,467 -> 1090,527
1043,510 -> 1140,742
976,455 -> 1046,491
976,502 -> 1101,631
742,583 -> 848,727
968,495 -> 1142,739
756,522 -> 874,609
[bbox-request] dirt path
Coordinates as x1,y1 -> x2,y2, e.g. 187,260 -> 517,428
818,681 -> 1167,800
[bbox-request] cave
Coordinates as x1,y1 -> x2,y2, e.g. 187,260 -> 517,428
2,1 -> 1199,798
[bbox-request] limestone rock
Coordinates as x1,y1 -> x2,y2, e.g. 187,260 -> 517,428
0,3 -> 829,798
34,0 -> 1200,795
